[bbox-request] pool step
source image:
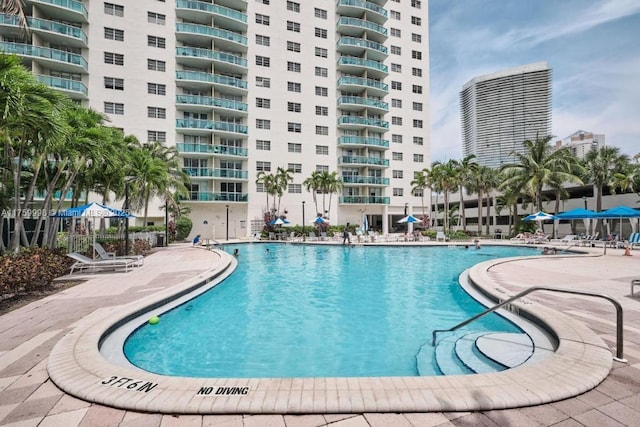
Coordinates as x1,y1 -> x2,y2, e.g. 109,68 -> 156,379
454,332 -> 509,374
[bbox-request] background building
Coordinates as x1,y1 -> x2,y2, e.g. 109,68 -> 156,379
555,130 -> 605,159
0,0 -> 430,238
460,62 -> 552,168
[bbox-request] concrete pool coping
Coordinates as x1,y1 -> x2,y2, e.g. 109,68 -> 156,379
46,245 -> 614,413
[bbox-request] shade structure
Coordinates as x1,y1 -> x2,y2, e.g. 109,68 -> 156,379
555,208 -> 598,220
594,206 -> 640,219
311,217 -> 329,224
269,217 -> 290,226
397,214 -> 422,224
362,214 -> 369,232
523,211 -> 557,222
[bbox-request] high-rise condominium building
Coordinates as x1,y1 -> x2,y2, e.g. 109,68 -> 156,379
460,62 -> 551,169
1,0 -> 430,238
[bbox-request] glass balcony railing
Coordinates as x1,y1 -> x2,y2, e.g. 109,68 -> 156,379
176,0 -> 247,23
338,136 -> 389,148
176,46 -> 247,67
31,0 -> 88,20
176,70 -> 248,90
176,119 -> 248,134
339,195 -> 389,204
337,17 -> 387,37
338,96 -> 389,111
176,23 -> 247,46
175,94 -> 247,112
0,42 -> 87,70
337,76 -> 388,92
177,143 -> 248,157
337,115 -> 389,129
338,156 -> 389,167
188,192 -> 248,202
337,36 -> 387,55
36,74 -> 87,95
337,0 -> 388,18
341,176 -> 390,185
0,15 -> 88,44
337,56 -> 387,73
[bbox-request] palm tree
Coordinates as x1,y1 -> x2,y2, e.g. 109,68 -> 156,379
303,171 -> 323,215
468,165 -> 496,235
410,170 -> 430,223
274,167 -> 293,215
453,155 -> 478,232
323,171 -> 343,215
256,171 -> 277,213
430,160 -> 458,233
0,0 -> 28,33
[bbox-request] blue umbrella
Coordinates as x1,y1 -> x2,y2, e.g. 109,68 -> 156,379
311,217 -> 329,224
397,215 -> 422,224
523,211 -> 557,221
555,208 -> 597,220
594,206 -> 640,218
269,217 -> 290,226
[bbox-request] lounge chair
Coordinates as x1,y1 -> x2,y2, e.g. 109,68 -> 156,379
550,234 -> 577,244
93,243 -> 144,266
67,252 -> 134,274
308,231 -> 318,241
628,232 -> 640,249
436,231 -> 446,242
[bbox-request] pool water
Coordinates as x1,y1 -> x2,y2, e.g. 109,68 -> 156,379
124,244 -> 538,378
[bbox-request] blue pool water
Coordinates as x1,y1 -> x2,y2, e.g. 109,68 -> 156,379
124,244 -> 538,378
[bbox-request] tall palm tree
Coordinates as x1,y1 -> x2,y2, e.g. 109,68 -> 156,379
583,146 -> 631,212
468,165 -> 496,235
256,171 -> 277,213
303,171 -> 322,215
274,167 -> 293,215
410,170 -> 430,222
453,155 -> 478,232
323,171 -> 343,215
430,160 -> 458,233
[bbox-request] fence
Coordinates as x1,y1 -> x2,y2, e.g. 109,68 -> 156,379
65,231 -> 160,254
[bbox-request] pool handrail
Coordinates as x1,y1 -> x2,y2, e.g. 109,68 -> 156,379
431,286 -> 626,362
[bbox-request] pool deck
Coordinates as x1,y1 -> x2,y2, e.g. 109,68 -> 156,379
0,241 -> 639,426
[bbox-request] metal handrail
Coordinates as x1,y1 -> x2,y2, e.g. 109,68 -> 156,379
432,286 -> 626,361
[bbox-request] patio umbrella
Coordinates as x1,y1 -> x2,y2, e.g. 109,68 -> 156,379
523,211 -> 557,235
362,214 -> 369,232
397,214 -> 422,224
269,217 -> 290,226
556,208 -> 598,236
594,206 -> 640,236
311,217 -> 329,224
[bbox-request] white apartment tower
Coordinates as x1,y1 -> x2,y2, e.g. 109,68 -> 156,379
1,0 -> 430,238
460,62 -> 551,169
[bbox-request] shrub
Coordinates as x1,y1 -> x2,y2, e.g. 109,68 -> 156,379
175,216 -> 193,240
0,248 -> 73,297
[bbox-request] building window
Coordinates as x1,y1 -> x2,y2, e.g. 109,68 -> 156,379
413,154 -> 424,162
288,184 -> 302,194
147,12 -> 165,25
147,130 -> 166,142
315,47 -> 328,58
288,122 -> 302,133
315,106 -> 328,116
316,165 -> 329,172
412,33 -> 422,43
256,76 -> 271,87
412,85 -> 423,94
287,102 -> 301,112
288,143 -> 302,153
412,67 -> 423,77
104,52 -> 124,65
256,34 -> 270,46
286,1 -> 300,12
104,27 -> 124,41
390,28 -> 401,37
256,55 -> 270,67
287,21 -> 300,32
256,139 -> 271,150
412,16 -> 422,25
391,81 -> 402,90
392,152 -> 403,161
104,102 -> 124,114
393,170 -> 404,179
256,183 -> 265,193
256,161 -> 271,172
104,3 -> 124,16
314,8 -> 327,19
413,119 -> 423,128
147,107 -> 166,118
413,136 -> 424,145
413,188 -> 424,197
257,0 -> 269,4
256,14 -> 270,25
287,41 -> 301,52
256,119 -> 271,129
391,63 -> 402,72
391,99 -> 402,108
315,66 -> 328,77
287,62 -> 301,72
392,134 -> 403,143
256,97 -> 271,108
316,145 -> 329,155
104,77 -> 124,90
315,27 -> 327,38
147,36 -> 165,48
287,81 -> 301,92
412,0 -> 422,8
413,102 -> 423,111
390,46 -> 401,55
315,86 -> 328,96
147,82 -> 166,95
412,50 -> 422,60
392,117 -> 403,125
288,163 -> 302,173
393,188 -> 404,197
390,10 -> 401,20
316,125 -> 328,135
148,59 -> 165,71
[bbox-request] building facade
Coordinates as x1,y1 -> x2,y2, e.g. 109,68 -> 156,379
460,62 -> 551,168
1,0 -> 430,238
555,130 -> 605,159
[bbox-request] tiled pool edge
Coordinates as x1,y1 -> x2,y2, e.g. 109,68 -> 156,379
47,249 -> 613,413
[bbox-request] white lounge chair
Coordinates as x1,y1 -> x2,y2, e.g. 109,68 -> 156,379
93,243 -> 144,266
436,231 -> 446,242
550,234 -> 577,244
628,232 -> 640,249
67,252 -> 134,274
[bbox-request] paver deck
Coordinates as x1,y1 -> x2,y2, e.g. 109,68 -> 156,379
1,242 -> 639,426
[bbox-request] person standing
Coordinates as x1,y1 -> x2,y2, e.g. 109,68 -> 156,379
342,223 -> 352,245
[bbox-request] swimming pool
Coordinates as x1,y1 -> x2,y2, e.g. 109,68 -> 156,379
123,244 -> 539,378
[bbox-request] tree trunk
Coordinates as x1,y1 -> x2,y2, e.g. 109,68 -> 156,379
485,193 -> 491,236
459,186 -> 466,232
477,190 -> 483,235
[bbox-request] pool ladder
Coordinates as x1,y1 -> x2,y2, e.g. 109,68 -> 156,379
431,286 -> 626,362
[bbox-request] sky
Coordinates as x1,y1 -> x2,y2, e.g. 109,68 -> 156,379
428,0 -> 640,163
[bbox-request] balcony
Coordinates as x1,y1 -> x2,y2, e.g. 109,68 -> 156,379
337,56 -> 387,78
184,167 -> 248,179
339,195 -> 390,205
337,115 -> 389,131
337,96 -> 388,114
176,119 -> 248,137
0,42 -> 87,73
175,94 -> 247,115
28,0 -> 88,23
337,17 -> 387,43
177,143 -> 248,157
338,155 -> 389,168
337,36 -> 387,61
176,46 -> 247,74
176,0 -> 247,32
336,0 -> 387,25
36,75 -> 87,99
0,15 -> 87,47
338,136 -> 389,149
176,70 -> 247,94
337,76 -> 388,97
176,23 -> 247,53
341,176 -> 390,186
188,192 -> 248,202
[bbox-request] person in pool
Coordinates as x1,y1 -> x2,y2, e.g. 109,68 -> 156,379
192,234 -> 202,246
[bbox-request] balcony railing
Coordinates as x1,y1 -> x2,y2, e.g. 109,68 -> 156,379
337,76 -> 388,92
0,42 -> 87,70
341,176 -> 390,185
338,96 -> 388,111
0,15 -> 88,44
337,36 -> 387,55
36,74 -> 87,96
338,155 -> 389,167
339,195 -> 389,204
176,22 -> 247,47
188,192 -> 248,202
176,70 -> 248,90
177,143 -> 248,157
175,94 -> 248,112
30,0 -> 88,20
338,136 -> 389,148
337,56 -> 388,73
337,115 -> 389,129
176,46 -> 247,67
337,0 -> 388,18
176,0 -> 247,23
337,17 -> 387,37
176,119 -> 248,134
